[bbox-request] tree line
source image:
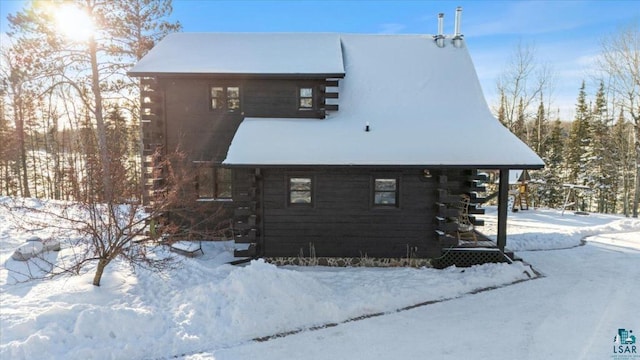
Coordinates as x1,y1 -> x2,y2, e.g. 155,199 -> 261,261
0,0 -> 180,204
1,3 -> 638,220
495,24 -> 639,217
0,0 -> 183,286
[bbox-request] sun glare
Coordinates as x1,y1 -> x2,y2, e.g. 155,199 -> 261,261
53,4 -> 95,42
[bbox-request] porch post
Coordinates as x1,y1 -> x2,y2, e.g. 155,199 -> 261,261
497,169 -> 509,251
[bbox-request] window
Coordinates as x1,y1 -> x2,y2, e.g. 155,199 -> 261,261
373,178 -> 398,207
299,87 -> 313,109
196,166 -> 232,199
289,177 -> 312,205
210,87 -> 223,110
210,86 -> 240,112
227,87 -> 240,110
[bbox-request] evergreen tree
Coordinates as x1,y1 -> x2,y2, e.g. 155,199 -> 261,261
540,114 -> 566,207
530,93 -> 548,156
497,90 -> 507,127
588,81 -> 614,212
597,22 -> 640,217
513,97 -> 527,142
566,81 -> 591,185
612,109 -> 635,216
105,105 -> 138,200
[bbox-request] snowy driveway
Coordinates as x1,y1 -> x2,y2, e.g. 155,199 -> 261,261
210,242 -> 639,360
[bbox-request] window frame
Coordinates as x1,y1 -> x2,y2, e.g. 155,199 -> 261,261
288,176 -> 314,207
372,177 -> 399,208
194,162 -> 233,201
298,86 -> 314,110
209,85 -> 241,113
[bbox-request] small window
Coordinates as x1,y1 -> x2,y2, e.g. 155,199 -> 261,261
374,178 -> 398,207
299,87 -> 313,109
289,177 -> 312,205
210,86 -> 240,111
227,87 -> 240,111
196,166 -> 232,199
210,87 -> 224,110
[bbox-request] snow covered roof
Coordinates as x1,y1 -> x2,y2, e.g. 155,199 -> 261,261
128,33 -> 345,77
222,34 -> 544,168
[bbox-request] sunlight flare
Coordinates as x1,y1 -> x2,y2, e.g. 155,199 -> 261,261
53,3 -> 95,42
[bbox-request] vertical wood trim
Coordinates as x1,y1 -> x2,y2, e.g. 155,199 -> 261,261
258,168 -> 265,256
497,169 -> 509,250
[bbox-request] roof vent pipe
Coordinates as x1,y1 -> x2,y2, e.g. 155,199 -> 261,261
453,6 -> 463,48
434,13 -> 445,48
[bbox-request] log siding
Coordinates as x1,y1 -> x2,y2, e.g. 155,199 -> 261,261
252,168 -> 472,259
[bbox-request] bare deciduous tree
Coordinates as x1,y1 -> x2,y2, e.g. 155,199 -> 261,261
496,41 -> 555,133
598,22 -> 640,217
2,149 -> 227,286
4,0 -> 182,285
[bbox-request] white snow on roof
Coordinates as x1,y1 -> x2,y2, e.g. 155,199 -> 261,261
223,34 -> 544,167
128,32 -> 345,76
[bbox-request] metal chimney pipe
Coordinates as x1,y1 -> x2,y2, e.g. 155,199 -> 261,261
434,12 -> 445,47
454,6 -> 462,38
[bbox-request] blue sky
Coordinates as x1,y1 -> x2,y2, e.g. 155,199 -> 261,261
1,0 -> 638,119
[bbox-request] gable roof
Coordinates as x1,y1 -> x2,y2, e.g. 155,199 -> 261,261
222,34 -> 544,168
128,32 -> 345,77
130,32 -> 544,168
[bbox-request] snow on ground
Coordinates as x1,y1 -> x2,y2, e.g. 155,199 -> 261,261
481,206 -> 640,251
1,199 -> 639,360
211,242 -> 640,360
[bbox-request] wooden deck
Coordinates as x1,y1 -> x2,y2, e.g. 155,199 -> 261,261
434,230 -> 516,269
454,231 -> 504,248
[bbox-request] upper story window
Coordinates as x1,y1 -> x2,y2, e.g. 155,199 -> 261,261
195,164 -> 232,200
289,177 -> 313,206
373,178 -> 398,207
210,86 -> 241,112
299,87 -> 313,110
227,87 -> 240,110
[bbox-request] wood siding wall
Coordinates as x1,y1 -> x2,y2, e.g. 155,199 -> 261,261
160,77 -> 327,161
162,78 -> 242,162
153,76 -> 482,258
254,168 -> 475,258
243,79 -> 326,119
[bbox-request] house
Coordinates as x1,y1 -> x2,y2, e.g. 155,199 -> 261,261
128,13 -> 544,264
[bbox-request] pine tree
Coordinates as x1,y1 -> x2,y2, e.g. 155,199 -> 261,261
566,81 -> 591,185
513,97 -> 527,142
540,113 -> 566,207
588,81 -> 614,212
497,90 -> 507,127
612,109 -> 635,216
530,93 -> 548,156
105,105 -> 138,200
598,22 -> 640,217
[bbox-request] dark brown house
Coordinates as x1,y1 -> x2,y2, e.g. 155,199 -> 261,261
129,28 -> 544,263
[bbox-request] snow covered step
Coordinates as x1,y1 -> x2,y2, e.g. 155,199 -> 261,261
234,243 -> 257,258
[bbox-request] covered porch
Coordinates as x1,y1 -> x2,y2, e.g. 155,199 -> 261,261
433,168 -> 522,268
